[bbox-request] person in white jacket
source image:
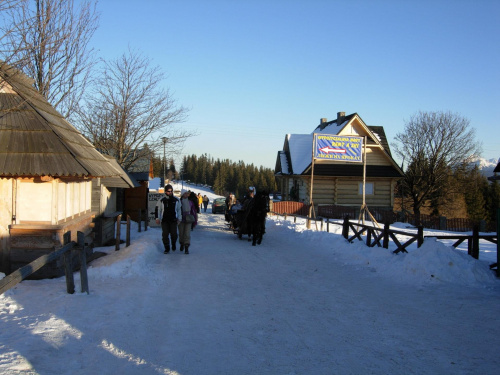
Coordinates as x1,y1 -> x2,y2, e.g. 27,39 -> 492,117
155,184 -> 182,253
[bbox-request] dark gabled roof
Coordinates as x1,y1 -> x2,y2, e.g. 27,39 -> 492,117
367,125 -> 392,157
128,172 -> 150,182
99,156 -> 140,188
494,161 -> 500,173
0,62 -> 120,178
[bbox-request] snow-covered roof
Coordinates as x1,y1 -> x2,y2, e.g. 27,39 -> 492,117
311,120 -> 347,135
288,134 -> 313,175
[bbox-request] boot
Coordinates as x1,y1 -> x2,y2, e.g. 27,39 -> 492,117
164,247 -> 170,254
180,243 -> 185,251
184,245 -> 189,254
171,241 -> 176,251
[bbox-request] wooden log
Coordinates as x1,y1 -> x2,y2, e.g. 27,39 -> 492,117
62,232 -> 75,294
342,217 -> 349,239
383,223 -> 390,249
115,214 -> 122,251
126,215 -> 131,247
472,225 -> 480,259
417,226 -> 424,248
77,232 -> 89,295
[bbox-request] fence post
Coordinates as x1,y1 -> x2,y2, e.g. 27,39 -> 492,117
115,214 -> 122,251
383,223 -> 390,249
417,225 -> 424,248
327,219 -> 330,233
138,209 -> 142,232
62,231 -> 75,294
497,208 -> 499,277
366,227 -> 372,247
77,231 -> 89,294
471,225 -> 479,259
126,215 -> 131,247
342,216 -> 349,239
144,208 -> 148,231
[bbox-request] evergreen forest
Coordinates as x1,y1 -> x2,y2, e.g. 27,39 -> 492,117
152,154 -> 277,199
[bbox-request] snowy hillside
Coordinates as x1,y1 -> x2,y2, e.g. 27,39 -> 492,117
1,182 -> 499,374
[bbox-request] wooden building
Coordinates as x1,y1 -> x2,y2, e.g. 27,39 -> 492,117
0,62 -> 121,277
275,112 -> 403,211
91,155 -> 140,246
488,160 -> 500,181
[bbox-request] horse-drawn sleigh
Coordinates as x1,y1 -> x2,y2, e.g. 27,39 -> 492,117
225,190 -> 270,246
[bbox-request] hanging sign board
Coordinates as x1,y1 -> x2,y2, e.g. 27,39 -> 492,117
314,134 -> 364,163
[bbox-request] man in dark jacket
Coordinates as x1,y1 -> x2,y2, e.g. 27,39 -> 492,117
155,184 -> 182,253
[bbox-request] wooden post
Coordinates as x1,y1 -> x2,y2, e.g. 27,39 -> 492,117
342,216 -> 349,239
126,215 -> 131,247
62,231 -> 75,294
383,223 -> 390,249
77,231 -> 89,295
472,225 -> 479,259
497,208 -> 499,277
138,209 -> 142,232
366,228 -> 372,247
115,214 -> 122,251
417,225 -> 424,248
145,208 -> 148,231
326,219 -> 330,233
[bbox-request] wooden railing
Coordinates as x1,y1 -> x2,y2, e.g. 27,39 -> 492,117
0,210 -> 149,295
0,231 -> 89,295
270,212 -> 499,277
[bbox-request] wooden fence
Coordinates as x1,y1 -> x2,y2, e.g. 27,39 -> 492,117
273,201 -> 495,233
0,211 -> 145,295
0,231 -> 89,295
272,201 -> 311,216
270,212 -> 499,277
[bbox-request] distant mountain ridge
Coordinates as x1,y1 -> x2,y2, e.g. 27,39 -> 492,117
474,157 -> 499,177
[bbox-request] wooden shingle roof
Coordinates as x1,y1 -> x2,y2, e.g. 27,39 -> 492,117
0,62 -> 120,178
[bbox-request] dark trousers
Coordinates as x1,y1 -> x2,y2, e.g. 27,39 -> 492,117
161,220 -> 178,250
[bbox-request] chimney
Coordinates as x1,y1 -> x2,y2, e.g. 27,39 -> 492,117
319,118 -> 328,130
337,112 -> 345,125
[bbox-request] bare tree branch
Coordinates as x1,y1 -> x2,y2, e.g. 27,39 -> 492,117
0,0 -> 99,117
393,110 -> 482,218
73,48 -> 192,170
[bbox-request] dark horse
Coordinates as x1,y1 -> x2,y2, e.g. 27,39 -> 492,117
244,191 -> 270,246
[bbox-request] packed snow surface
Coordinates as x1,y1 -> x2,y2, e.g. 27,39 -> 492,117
1,183 -> 499,375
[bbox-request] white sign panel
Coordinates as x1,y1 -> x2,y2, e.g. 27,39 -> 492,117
148,192 -> 163,227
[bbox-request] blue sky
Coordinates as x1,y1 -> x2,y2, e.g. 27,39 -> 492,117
92,0 -> 499,169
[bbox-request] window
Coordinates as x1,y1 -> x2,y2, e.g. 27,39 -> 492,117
358,182 -> 374,195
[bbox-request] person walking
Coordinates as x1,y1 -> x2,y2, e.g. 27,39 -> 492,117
202,195 -> 209,212
155,184 -> 181,253
197,193 -> 203,213
179,190 -> 198,254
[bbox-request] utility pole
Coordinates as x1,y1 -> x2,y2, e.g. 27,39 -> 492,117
162,137 -> 167,186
